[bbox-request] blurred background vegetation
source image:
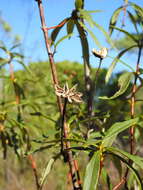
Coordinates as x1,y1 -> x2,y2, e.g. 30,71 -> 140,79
0,0 -> 143,190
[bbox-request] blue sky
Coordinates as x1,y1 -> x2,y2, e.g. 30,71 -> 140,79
0,0 -> 142,72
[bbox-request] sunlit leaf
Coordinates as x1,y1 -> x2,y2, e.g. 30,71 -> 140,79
107,147 -> 143,169
127,11 -> 139,34
67,19 -> 75,36
106,149 -> 143,189
109,6 -> 123,35
54,33 -> 73,48
75,0 -> 83,9
51,18 -> 69,45
130,2 -> 143,19
110,26 -> 138,43
102,117 -> 139,147
101,72 -> 133,100
93,21 -> 116,49
40,158 -> 55,188
0,57 -> 8,67
105,45 -> 137,83
83,150 -> 101,190
75,21 -> 90,68
78,21 -> 101,48
79,9 -> 95,27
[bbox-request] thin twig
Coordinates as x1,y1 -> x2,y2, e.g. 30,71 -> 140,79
35,0 -> 82,189
124,46 -> 142,188
130,47 -> 142,153
113,177 -> 126,190
28,155 -> 40,190
35,0 -> 62,113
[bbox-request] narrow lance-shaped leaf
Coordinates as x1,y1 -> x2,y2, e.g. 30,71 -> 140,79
102,117 -> 139,147
16,60 -> 34,76
0,57 -> 9,67
105,45 -> 137,83
107,146 -> 143,169
78,21 -> 101,48
127,11 -> 139,34
109,6 -> 123,35
83,150 -> 101,190
107,55 -> 134,72
67,19 -> 75,36
93,21 -> 116,49
75,21 -> 90,68
101,72 -> 133,100
54,33 -> 73,49
129,2 -> 143,19
110,26 -> 138,43
10,43 -> 21,51
106,149 -> 143,189
40,158 -> 55,188
51,18 -> 69,45
79,9 -> 95,27
75,0 -> 83,9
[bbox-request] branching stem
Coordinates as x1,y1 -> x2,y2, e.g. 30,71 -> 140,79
35,0 -> 82,189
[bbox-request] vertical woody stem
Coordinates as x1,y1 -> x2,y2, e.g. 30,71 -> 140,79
113,46 -> 142,190
36,0 -> 62,113
35,0 -> 82,189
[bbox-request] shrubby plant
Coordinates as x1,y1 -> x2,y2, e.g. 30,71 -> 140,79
0,0 -> 143,189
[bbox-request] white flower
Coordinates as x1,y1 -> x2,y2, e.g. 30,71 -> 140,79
55,83 -> 83,103
92,47 -> 108,59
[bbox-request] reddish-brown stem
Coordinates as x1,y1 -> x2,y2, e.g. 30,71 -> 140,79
28,155 -> 40,190
130,47 -> 142,153
62,98 -> 82,189
113,177 -> 126,190
114,46 -> 142,189
44,19 -> 68,31
36,0 -> 62,113
122,0 -> 128,27
35,0 -> 82,189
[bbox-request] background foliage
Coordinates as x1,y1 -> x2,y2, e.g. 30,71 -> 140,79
0,0 -> 143,190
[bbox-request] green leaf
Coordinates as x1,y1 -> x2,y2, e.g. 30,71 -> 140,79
10,43 -> 21,51
86,10 -> 102,14
110,26 -> 138,43
0,45 -> 8,53
127,11 -> 139,34
79,9 -> 95,27
67,19 -> 75,36
102,117 -> 139,147
93,21 -> 116,49
75,21 -> 90,68
107,55 -> 134,72
130,2 -> 143,19
109,6 -> 123,35
106,149 -> 143,189
40,158 -> 55,188
16,60 -> 34,76
54,33 -> 73,48
107,147 -> 143,169
51,18 -> 69,45
0,57 -> 9,67
105,45 -> 137,83
75,0 -> 83,9
11,52 -> 24,59
101,72 -> 133,100
83,150 -> 101,190
78,21 -> 101,48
